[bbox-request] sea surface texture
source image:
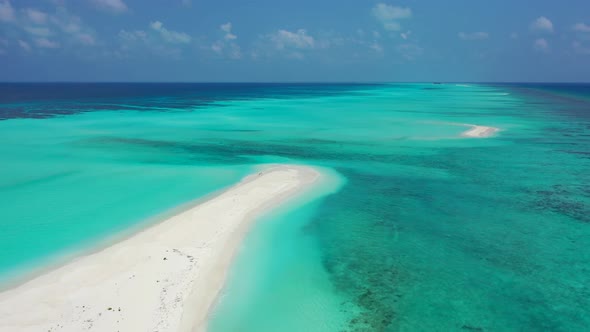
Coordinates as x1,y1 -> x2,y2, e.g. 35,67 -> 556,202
1,83 -> 589,331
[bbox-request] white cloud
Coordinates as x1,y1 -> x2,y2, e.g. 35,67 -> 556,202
271,29 -> 315,49
0,4 -> 97,52
24,8 -> 48,24
220,23 -> 231,32
210,41 -> 241,59
221,22 -> 237,40
118,29 -> 147,42
0,0 -> 15,22
150,21 -> 191,44
573,23 -> 590,33
530,16 -> 553,33
50,8 -> 97,46
458,32 -> 489,41
90,0 -> 128,14
150,21 -> 162,30
181,0 -> 191,7
534,38 -> 549,51
510,32 -> 519,39
209,22 -> 241,59
118,21 -> 191,58
35,37 -> 60,48
18,39 -> 31,51
253,29 -> 319,59
372,3 -> 412,31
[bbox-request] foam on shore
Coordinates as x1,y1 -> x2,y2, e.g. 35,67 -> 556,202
0,165 -> 322,332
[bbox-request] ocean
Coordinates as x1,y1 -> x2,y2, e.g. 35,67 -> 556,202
0,83 -> 589,331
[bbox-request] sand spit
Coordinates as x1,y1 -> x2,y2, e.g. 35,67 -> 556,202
0,165 -> 321,332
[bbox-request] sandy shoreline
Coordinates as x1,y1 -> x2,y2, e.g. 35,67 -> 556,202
461,124 -> 500,138
0,164 -> 321,332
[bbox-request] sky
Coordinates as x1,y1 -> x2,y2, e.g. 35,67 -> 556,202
0,0 -> 589,82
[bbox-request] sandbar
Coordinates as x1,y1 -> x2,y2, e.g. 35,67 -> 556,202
461,124 -> 500,138
0,164 -> 321,332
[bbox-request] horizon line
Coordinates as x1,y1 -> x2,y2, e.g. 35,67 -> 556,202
0,81 -> 589,84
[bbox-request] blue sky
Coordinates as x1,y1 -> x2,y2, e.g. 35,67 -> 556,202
1,0 -> 589,82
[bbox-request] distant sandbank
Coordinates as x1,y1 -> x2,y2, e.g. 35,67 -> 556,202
0,165 -> 321,332
461,124 -> 500,138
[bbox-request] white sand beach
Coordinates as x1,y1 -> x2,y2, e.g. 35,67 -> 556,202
0,165 -> 321,332
461,125 -> 500,138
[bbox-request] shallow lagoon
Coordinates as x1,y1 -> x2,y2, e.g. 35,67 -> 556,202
0,83 -> 589,330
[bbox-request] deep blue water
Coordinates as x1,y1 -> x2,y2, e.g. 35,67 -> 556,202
0,83 -> 379,120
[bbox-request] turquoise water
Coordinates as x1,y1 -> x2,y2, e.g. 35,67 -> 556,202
0,83 -> 589,330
